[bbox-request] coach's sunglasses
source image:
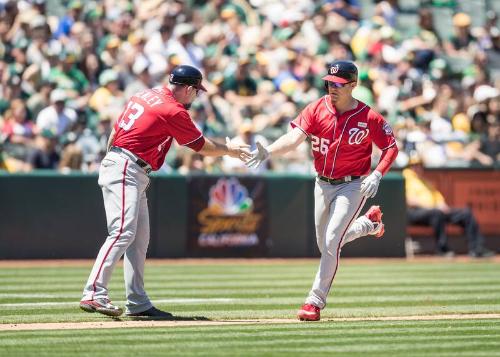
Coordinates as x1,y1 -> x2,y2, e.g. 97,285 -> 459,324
328,81 -> 354,88
187,86 -> 201,96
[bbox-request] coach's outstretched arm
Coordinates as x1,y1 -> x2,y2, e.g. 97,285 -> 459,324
198,137 -> 251,161
247,127 -> 307,169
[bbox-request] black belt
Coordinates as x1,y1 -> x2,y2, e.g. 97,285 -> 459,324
110,146 -> 152,174
318,175 -> 360,185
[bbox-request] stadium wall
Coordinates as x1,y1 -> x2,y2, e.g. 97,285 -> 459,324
0,172 -> 410,259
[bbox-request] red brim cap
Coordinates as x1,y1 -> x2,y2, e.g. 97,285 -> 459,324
322,75 -> 349,83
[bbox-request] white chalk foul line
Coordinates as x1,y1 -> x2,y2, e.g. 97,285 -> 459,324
0,298 -> 236,308
0,294 -> 74,299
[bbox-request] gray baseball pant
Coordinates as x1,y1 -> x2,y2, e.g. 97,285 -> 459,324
81,151 -> 152,314
305,178 -> 374,309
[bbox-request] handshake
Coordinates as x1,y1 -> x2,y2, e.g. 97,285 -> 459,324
226,137 -> 269,169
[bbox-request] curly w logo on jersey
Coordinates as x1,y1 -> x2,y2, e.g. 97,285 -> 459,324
348,127 -> 369,145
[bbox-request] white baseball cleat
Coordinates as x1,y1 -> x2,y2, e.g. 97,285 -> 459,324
80,298 -> 123,317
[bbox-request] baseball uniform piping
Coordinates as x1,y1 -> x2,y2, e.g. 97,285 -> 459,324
91,159 -> 129,299
183,134 -> 204,146
321,96 -> 335,177
380,140 -> 397,151
328,105 -> 367,179
324,95 -> 335,115
325,196 -> 367,297
291,122 -> 309,137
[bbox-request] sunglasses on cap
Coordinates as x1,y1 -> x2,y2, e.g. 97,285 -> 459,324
327,81 -> 354,88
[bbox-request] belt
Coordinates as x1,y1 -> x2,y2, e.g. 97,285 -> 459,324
110,146 -> 152,174
318,175 -> 361,185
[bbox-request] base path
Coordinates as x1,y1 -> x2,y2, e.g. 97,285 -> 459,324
3,314 -> 500,331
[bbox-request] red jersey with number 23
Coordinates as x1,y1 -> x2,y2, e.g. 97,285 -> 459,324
291,96 -> 396,179
112,86 -> 205,171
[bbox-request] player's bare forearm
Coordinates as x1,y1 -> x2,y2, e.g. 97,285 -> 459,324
198,138 -> 251,159
106,128 -> 116,152
198,138 -> 228,156
266,127 -> 307,157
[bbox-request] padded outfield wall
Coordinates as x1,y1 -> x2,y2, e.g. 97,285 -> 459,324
0,172 -> 406,259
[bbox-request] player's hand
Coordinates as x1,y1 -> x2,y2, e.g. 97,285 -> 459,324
225,137 -> 251,161
246,142 -> 269,169
360,171 -> 382,198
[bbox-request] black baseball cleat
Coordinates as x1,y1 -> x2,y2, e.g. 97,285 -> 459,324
469,248 -> 495,258
126,306 -> 173,319
437,249 -> 455,258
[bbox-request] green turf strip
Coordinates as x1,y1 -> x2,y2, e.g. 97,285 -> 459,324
0,260 -> 499,355
1,320 -> 500,356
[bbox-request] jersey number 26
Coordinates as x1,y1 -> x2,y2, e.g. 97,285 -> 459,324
311,135 -> 330,155
118,101 -> 144,131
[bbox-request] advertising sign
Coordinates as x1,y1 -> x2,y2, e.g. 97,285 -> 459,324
187,176 -> 269,256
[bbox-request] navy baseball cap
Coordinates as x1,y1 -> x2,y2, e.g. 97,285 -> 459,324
169,65 -> 207,91
322,60 -> 358,84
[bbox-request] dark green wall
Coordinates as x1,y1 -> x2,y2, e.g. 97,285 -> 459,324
0,172 -> 107,259
0,172 -> 406,259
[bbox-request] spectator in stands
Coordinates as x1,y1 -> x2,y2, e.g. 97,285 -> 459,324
475,118 -> 500,165
58,131 -> 83,173
403,155 -> 495,258
88,69 -> 125,123
323,0 -> 361,22
1,99 -> 34,147
484,25 -> 500,78
53,0 -> 84,41
444,12 -> 477,56
36,89 -> 77,136
26,129 -> 60,170
222,57 -> 258,105
167,23 -> 204,69
124,56 -> 152,99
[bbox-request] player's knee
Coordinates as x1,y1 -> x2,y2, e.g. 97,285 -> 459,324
325,234 -> 341,251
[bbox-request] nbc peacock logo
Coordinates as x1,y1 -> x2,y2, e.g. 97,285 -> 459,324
197,178 -> 261,247
208,178 -> 253,214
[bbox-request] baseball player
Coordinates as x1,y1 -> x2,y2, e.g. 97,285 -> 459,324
247,60 -> 399,321
80,65 -> 251,318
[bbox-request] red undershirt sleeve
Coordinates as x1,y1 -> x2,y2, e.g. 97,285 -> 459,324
375,144 -> 398,176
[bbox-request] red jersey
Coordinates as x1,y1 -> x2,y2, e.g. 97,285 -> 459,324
113,86 -> 205,171
291,96 -> 396,179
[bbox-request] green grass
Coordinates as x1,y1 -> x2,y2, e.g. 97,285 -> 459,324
1,259 -> 500,356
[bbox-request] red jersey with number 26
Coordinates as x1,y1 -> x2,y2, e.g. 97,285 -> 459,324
291,96 -> 396,179
113,86 -> 205,171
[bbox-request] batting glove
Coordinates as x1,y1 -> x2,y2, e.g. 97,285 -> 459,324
246,142 -> 269,169
360,171 -> 382,198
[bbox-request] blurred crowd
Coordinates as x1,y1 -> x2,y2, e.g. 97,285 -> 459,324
0,0 -> 499,174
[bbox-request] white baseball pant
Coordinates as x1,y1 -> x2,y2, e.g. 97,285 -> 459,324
81,150 -> 152,314
305,177 -> 374,309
